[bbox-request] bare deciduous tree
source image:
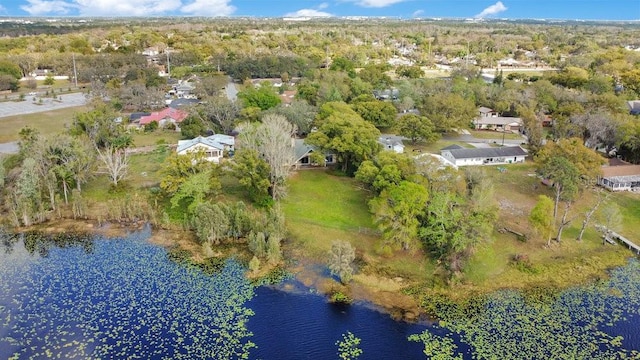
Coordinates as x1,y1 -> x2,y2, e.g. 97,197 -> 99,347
199,97 -> 240,134
97,146 -> 129,187
576,190 -> 609,242
239,114 -> 297,200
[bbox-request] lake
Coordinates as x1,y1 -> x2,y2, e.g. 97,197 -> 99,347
0,227 -> 638,359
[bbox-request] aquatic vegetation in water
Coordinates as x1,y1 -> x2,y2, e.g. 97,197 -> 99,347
0,227 -> 255,359
412,259 -> 640,359
336,331 -> 363,360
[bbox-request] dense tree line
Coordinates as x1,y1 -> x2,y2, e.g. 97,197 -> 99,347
223,55 -> 317,80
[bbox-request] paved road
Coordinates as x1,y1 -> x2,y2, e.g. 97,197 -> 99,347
225,79 -> 238,102
0,92 -> 87,118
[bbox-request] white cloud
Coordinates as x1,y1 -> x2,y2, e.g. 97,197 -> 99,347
19,0 -> 235,16
317,2 -> 329,10
284,9 -> 332,17
412,9 -> 424,18
181,0 -> 235,16
20,0 -> 77,15
348,0 -> 407,8
475,1 -> 507,18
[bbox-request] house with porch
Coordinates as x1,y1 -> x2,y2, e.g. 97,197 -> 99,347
177,135 -> 233,163
293,139 -> 335,169
598,164 -> 640,192
440,145 -> 528,167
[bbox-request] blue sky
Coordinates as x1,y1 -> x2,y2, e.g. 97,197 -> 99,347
0,0 -> 637,20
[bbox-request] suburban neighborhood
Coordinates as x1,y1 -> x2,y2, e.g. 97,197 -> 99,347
0,13 -> 639,359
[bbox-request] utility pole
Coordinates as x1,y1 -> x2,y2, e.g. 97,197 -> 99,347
72,53 -> 78,88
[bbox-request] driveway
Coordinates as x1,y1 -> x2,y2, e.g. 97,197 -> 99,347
0,92 -> 87,118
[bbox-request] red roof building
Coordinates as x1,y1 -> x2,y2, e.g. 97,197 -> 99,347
139,108 -> 188,126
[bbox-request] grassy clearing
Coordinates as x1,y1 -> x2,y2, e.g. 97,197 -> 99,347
130,131 -> 183,148
0,106 -> 88,143
284,170 -> 374,232
282,169 -> 433,283
458,161 -> 639,297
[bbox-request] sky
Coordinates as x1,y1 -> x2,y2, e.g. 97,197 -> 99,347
0,0 -> 637,20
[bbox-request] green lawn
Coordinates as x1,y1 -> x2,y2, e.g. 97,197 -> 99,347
0,106 -> 88,143
283,170 -> 374,233
282,169 -> 433,281
282,169 -> 376,257
130,131 -> 183,148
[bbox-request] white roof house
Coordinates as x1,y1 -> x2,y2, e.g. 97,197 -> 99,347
441,146 -> 528,167
473,116 -> 523,132
598,165 -> 640,192
177,135 -> 234,163
378,135 -> 405,153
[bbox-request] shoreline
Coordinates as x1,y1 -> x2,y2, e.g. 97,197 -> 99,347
11,217 -> 633,323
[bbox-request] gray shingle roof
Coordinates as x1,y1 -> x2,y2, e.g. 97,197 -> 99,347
440,144 -> 464,151
294,139 -> 315,162
443,146 -> 528,159
177,136 -> 225,153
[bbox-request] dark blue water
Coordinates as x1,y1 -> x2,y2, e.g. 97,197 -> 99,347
248,284 -> 432,360
0,228 -> 638,359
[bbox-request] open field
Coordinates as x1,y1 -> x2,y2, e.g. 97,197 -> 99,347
0,105 -> 88,143
282,169 -> 434,281
281,162 -> 640,301
130,131 -> 183,148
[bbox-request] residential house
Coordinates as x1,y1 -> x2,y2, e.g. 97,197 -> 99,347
251,78 -> 283,88
415,152 -> 458,170
627,100 -> 640,115
129,112 -> 151,123
177,135 -> 232,163
478,106 -> 498,117
207,134 -> 235,151
138,108 -> 188,130
169,98 -> 200,109
293,139 -> 335,169
378,135 -> 405,153
473,115 -> 523,132
170,81 -> 196,98
598,165 -> 640,192
141,47 -> 160,57
440,146 -> 528,166
373,89 -> 400,101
